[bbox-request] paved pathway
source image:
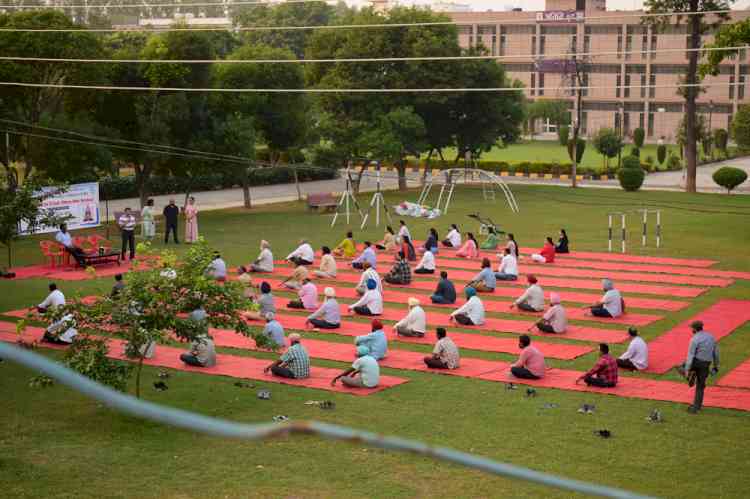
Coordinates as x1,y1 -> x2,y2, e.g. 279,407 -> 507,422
643,156 -> 750,193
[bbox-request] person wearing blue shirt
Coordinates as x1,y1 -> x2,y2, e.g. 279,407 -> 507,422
466,258 -> 496,292
352,241 -> 377,270
262,312 -> 285,348
55,223 -> 87,266
354,319 -> 388,360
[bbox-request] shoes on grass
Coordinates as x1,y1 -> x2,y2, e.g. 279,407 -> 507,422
234,381 -> 255,389
257,389 -> 271,400
505,383 -> 518,390
526,388 -> 537,398
647,409 -> 663,423
578,404 -> 596,414
153,381 -> 168,391
272,415 -> 289,423
157,369 -> 170,379
594,429 -> 612,438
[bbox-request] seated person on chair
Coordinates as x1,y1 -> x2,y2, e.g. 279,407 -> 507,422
510,275 -> 545,312
424,328 -> 460,369
449,287 -> 485,326
286,239 -> 314,267
262,312 -> 286,348
495,247 -> 518,281
442,224 -> 462,248
456,232 -> 479,258
617,327 -> 648,371
589,279 -> 624,318
348,279 -> 383,316
239,240 -> 273,273
510,335 -> 546,379
314,246 -> 337,279
384,251 -> 412,285
180,334 -> 217,368
331,345 -> 380,389
431,271 -> 457,304
394,298 -> 426,338
351,241 -> 377,270
466,258 -> 496,292
414,248 -> 436,274
535,292 -> 567,334
55,223 -> 86,266
355,319 -> 388,360
333,231 -> 357,258
306,287 -> 341,329
530,237 -> 556,264
576,343 -> 618,388
287,278 -> 318,310
355,262 -> 382,295
265,333 -> 310,379
480,227 -> 500,250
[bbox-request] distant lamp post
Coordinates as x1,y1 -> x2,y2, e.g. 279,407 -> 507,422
617,103 -> 625,169
708,100 -> 715,159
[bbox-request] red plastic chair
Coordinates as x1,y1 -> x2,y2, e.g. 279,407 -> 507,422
39,241 -> 63,268
89,234 -> 113,254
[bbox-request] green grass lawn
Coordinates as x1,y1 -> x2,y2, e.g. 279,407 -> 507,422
2,184 -> 750,498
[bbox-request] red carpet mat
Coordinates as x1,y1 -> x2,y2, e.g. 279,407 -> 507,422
516,247 -> 718,268
9,257 -> 152,281
0,324 -> 407,395
261,277 -> 662,327
718,359 -> 750,389
269,313 -> 594,359
645,300 -> 750,374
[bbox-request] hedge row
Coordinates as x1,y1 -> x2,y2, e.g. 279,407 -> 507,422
397,159 -> 656,176
94,166 -> 338,200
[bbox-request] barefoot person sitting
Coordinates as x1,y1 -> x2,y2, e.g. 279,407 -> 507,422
287,278 -> 318,310
314,246 -> 337,279
530,237 -> 556,264
244,281 -> 275,321
355,262 -> 382,295
456,232 -> 479,258
180,334 -> 217,368
351,241 -> 377,270
286,239 -> 314,267
348,279 -> 383,316
38,283 -> 78,345
495,247 -> 518,281
510,335 -> 546,379
576,343 -> 618,388
355,319 -> 388,360
281,264 -> 308,290
384,251 -> 411,285
331,345 -> 380,389
239,240 -> 273,274
333,231 -> 357,258
617,327 -> 648,371
394,298 -> 426,338
306,287 -> 341,329
465,258 -> 496,293
510,275 -> 544,312
431,271 -> 457,305
535,292 -> 567,334
414,247 -> 436,274
449,287 -> 485,326
262,312 -> 286,348
265,333 -> 310,379
424,328 -> 460,369
442,224 -> 462,248
588,278 -> 624,318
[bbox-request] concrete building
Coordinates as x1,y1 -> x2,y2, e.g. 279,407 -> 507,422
449,0 -> 748,142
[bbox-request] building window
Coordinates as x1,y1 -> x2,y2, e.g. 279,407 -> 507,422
582,111 -> 588,134
616,74 -> 621,98
730,75 -> 735,99
539,73 -> 545,96
650,35 -> 657,59
491,33 -> 497,56
531,73 -> 536,96
500,31 -> 506,56
625,34 -> 633,60
642,34 -> 648,59
640,74 -> 647,98
624,112 -> 630,134
647,112 -> 655,137
617,34 -> 623,59
740,75 -> 746,99
532,36 -> 536,56
624,73 -> 631,98
639,112 -> 645,130
540,35 -> 546,56
649,73 -> 656,98
571,35 -> 577,54
584,34 -> 590,54
582,73 -> 589,97
615,112 -> 621,133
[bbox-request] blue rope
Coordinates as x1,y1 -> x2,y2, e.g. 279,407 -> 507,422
0,342 -> 656,499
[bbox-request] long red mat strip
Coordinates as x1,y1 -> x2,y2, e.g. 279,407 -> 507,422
645,300 -> 750,374
718,359 -> 750,389
0,324 -> 407,395
517,248 -> 718,268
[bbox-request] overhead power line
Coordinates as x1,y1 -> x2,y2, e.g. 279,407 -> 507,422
0,9 -> 742,33
0,0 -> 332,9
0,45 -> 745,64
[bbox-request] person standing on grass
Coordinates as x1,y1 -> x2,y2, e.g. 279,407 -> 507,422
576,343 -> 618,388
355,319 -> 388,360
384,251 -> 412,285
510,275 -> 544,312
351,241 -> 377,270
466,258 -> 496,293
331,345 -> 380,389
163,199 -> 180,244
286,238 -> 314,267
348,278 -> 383,316
394,297 -> 427,338
141,198 -> 156,242
239,240 -> 273,274
678,321 -> 719,414
355,261 -> 382,295
55,223 -> 86,266
442,224 -> 462,248
589,278 -> 624,318
535,293 -> 567,334
118,207 -> 137,261
306,287 -> 341,329
184,196 -> 199,244
530,237 -> 556,263
414,247 -> 436,274
449,286 -> 485,326
333,231 -> 357,258
287,277 -> 318,310
555,229 -> 569,254
617,327 -> 648,371
510,335 -> 546,379
262,312 -> 285,348
495,247 -> 518,281
431,271 -> 457,305
424,328 -> 460,369
265,333 -> 310,379
456,232 -> 479,258
314,246 -> 337,279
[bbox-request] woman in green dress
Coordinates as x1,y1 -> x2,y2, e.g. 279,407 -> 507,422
480,227 -> 500,250
141,198 -> 156,241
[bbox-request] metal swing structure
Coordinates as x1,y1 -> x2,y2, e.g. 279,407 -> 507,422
416,168 -> 520,215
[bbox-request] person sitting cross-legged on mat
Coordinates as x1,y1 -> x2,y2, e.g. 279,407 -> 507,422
449,286 -> 485,326
376,226 -> 397,252
414,247 -> 436,274
576,343 -> 618,388
306,287 -> 341,330
355,262 -> 382,295
355,319 -> 388,360
420,228 -> 439,254
206,251 -> 227,282
431,271 -> 457,305
617,327 -> 649,371
424,327 -> 460,369
286,239 -> 314,267
535,292 -> 567,334
265,333 -> 310,379
466,258 -> 496,293
530,237 -> 556,264
351,241 -> 377,270
281,264 -> 308,291
510,275 -> 545,312
244,281 -> 275,321
401,235 -> 417,262
510,335 -> 546,379
555,229 -> 569,254
384,251 -> 412,285
180,334 -> 217,368
331,345 -> 380,389
348,278 -> 383,316
39,283 -> 78,345
589,278 -> 624,318
394,297 -> 426,338
480,227 -> 500,250
287,278 -> 318,310
495,247 -> 519,281
314,246 -> 337,279
262,312 -> 286,348
442,224 -> 462,248
456,232 -> 479,258
333,231 -> 357,258
239,240 -> 273,274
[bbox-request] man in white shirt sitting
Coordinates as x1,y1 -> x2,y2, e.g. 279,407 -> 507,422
38,283 -> 78,344
349,279 -> 383,316
414,248 -> 436,274
442,224 -> 462,248
450,286 -> 485,326
495,247 -> 518,281
510,275 -> 545,312
395,297 -> 427,337
55,223 -> 86,266
617,327 -> 649,371
286,239 -> 315,267
206,252 -> 227,282
589,278 -> 624,318
355,262 -> 382,296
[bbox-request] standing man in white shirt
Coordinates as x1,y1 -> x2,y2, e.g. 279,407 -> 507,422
55,223 -> 86,266
286,238 -> 314,267
118,207 -> 137,261
617,327 -> 648,371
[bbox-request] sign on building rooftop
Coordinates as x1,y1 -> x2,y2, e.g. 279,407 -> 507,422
535,10 -> 584,23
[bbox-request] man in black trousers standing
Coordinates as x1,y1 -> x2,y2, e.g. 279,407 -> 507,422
163,198 -> 180,244
118,207 -> 137,260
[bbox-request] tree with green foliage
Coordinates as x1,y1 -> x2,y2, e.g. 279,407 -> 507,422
592,128 -> 623,171
618,155 -> 646,191
633,128 -> 645,148
657,143 -> 668,165
557,125 -> 570,146
567,138 -> 586,164
713,128 -> 729,158
644,0 -> 729,193
730,104 -> 750,150
677,114 -> 709,158
527,99 -> 569,133
712,166 -> 748,193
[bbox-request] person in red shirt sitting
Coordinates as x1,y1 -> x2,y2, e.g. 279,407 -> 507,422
530,237 -> 556,264
576,343 -> 618,388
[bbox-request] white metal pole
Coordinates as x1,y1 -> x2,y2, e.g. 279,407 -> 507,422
608,214 -> 613,252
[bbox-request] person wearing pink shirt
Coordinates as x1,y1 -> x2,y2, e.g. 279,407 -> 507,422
510,335 -> 546,379
287,278 -> 319,310
455,232 -> 479,258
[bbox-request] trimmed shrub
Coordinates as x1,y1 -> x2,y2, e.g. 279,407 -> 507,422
621,155 -> 641,170
714,128 -> 729,158
633,128 -> 645,148
567,137 -> 586,163
712,166 -> 748,193
630,146 -> 640,158
558,125 -> 570,146
667,154 -> 682,170
618,165 -> 645,191
657,144 -> 667,165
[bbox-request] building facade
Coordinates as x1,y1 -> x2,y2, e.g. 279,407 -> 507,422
449,1 -> 749,142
